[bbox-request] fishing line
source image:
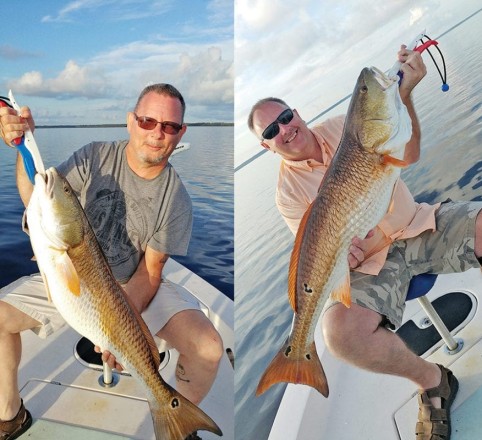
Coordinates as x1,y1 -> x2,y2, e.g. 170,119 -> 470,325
421,34 -> 449,92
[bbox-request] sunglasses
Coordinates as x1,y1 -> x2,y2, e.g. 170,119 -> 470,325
134,113 -> 183,135
261,108 -> 294,141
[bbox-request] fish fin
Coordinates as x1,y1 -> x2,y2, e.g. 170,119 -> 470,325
119,285 -> 161,368
330,273 -> 351,308
381,154 -> 408,168
148,380 -> 222,439
256,338 -> 329,398
39,269 -> 53,303
288,202 -> 314,312
56,252 -> 81,296
21,210 -> 29,236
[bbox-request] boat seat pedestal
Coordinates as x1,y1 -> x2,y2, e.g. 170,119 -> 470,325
74,337 -> 167,388
406,274 -> 463,354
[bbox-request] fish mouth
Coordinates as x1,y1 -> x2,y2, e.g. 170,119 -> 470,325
369,66 -> 398,90
34,170 -> 47,185
43,168 -> 55,198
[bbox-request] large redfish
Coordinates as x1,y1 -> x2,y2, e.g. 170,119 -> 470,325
26,167 -> 222,439
256,67 -> 412,397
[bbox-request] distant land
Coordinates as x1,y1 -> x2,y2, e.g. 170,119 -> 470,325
36,122 -> 233,129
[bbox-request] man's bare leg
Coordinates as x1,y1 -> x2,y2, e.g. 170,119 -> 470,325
157,310 -> 223,405
323,303 -> 442,406
0,301 -> 40,421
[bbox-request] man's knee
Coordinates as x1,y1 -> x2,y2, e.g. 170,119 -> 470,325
321,303 -> 382,358
193,325 -> 223,365
162,310 -> 224,365
0,301 -> 40,335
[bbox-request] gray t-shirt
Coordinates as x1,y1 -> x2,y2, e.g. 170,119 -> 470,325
57,140 -> 192,283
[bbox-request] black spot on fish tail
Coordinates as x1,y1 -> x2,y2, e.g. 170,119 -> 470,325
284,346 -> 292,357
303,283 -> 313,293
305,353 -> 311,360
171,398 -> 180,408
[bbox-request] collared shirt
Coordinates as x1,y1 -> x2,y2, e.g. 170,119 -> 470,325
276,115 -> 440,275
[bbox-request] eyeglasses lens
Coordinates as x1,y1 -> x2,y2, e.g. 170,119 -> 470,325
135,115 -> 182,134
261,109 -> 294,140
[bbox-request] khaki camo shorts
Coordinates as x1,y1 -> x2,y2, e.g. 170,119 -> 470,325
325,200 -> 482,330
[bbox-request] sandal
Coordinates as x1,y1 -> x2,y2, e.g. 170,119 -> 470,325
0,400 -> 32,440
416,364 -> 459,440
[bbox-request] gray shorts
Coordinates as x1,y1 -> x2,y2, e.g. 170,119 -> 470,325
0,274 -> 200,346
325,200 -> 482,329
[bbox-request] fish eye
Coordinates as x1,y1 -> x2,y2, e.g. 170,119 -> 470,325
63,183 -> 71,194
361,85 -> 368,93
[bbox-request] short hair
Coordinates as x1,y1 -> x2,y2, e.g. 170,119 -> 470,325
247,97 -> 289,133
134,83 -> 186,122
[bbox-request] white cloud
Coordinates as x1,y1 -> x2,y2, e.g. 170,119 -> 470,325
7,40 -> 233,122
42,0 -> 173,23
7,60 -> 110,98
173,47 -> 234,104
42,0 -> 108,22
85,40 -> 234,107
409,7 -> 426,26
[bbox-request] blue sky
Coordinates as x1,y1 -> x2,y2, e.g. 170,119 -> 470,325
0,0 -> 233,125
235,0 -> 482,165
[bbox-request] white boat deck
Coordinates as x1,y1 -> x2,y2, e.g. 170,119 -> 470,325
267,268 -> 482,440
16,259 -> 234,439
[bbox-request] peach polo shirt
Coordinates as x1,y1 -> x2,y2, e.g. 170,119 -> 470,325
275,115 -> 440,276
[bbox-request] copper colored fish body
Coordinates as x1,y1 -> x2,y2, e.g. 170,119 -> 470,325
256,67 -> 412,397
26,168 -> 222,440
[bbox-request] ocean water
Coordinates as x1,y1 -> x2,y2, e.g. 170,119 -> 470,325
0,125 -> 234,300
235,15 -> 482,440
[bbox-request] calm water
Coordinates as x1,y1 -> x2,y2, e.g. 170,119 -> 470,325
235,16 -> 482,440
0,125 -> 234,300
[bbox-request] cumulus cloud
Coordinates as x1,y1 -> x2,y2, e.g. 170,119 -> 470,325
85,41 -> 234,107
7,60 -> 110,98
4,1 -> 235,124
174,47 -> 234,104
6,41 -> 233,122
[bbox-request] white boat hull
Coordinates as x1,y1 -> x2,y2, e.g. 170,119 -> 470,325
268,268 -> 482,440
18,259 -> 234,439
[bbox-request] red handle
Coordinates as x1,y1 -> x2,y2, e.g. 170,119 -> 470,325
414,40 -> 438,53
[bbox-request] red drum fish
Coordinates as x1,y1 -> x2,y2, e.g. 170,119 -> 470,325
26,167 -> 222,439
257,67 -> 412,397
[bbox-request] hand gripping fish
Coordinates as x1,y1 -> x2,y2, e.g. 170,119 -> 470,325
256,67 -> 412,398
25,168 -> 222,440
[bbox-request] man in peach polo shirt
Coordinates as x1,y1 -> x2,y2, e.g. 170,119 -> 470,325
248,47 -> 482,439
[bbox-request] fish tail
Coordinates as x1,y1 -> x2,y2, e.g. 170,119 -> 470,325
256,340 -> 329,397
149,383 -> 222,440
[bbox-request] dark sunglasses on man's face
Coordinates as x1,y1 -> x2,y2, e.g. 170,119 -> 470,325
261,108 -> 294,141
134,113 -> 183,135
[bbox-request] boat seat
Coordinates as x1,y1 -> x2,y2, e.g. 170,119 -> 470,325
406,273 -> 438,301
405,273 -> 462,354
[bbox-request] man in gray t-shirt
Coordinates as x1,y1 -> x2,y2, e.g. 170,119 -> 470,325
57,139 -> 192,284
0,83 -> 223,434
